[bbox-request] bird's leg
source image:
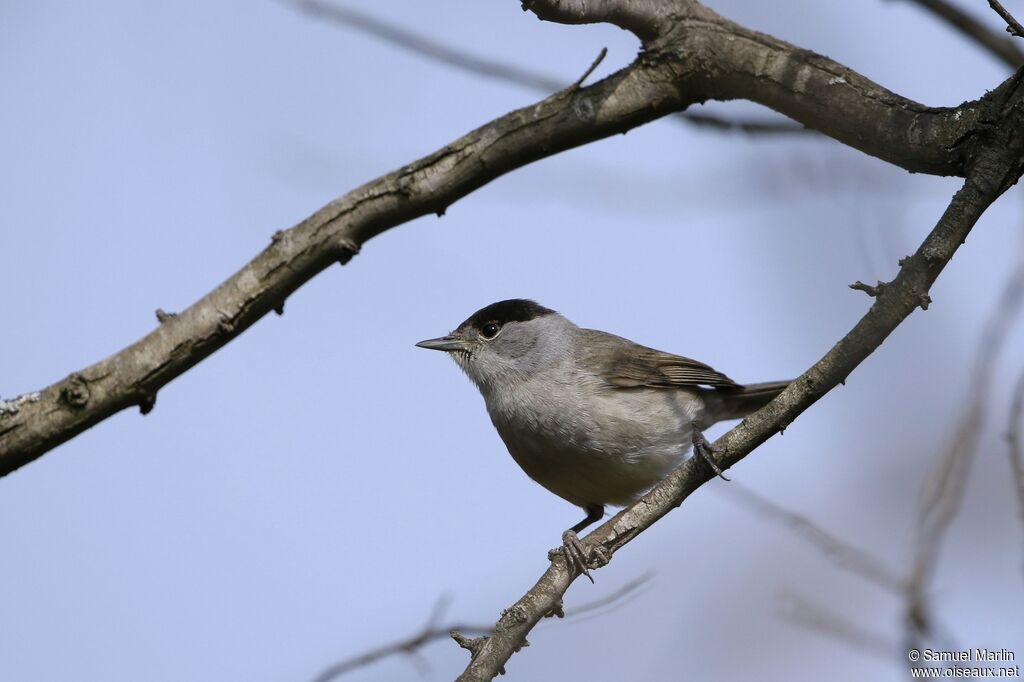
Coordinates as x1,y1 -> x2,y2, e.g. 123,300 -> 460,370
692,429 -> 731,481
561,504 -> 608,583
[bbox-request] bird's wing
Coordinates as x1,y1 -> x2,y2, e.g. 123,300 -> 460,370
578,328 -> 740,389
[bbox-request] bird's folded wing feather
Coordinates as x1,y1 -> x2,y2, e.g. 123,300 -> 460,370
578,328 -> 740,389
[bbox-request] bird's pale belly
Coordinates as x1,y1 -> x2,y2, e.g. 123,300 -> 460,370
487,387 -> 702,507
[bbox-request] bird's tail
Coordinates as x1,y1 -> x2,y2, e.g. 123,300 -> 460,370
699,380 -> 791,427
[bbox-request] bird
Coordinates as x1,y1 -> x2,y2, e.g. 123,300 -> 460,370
416,299 -> 789,579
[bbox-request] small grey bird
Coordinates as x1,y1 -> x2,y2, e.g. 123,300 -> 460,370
417,299 -> 788,578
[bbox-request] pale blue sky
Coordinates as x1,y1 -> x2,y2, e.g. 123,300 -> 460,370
2,2 -> 1022,681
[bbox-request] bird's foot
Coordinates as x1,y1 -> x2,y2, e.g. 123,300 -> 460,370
560,530 -> 610,583
692,429 -> 731,481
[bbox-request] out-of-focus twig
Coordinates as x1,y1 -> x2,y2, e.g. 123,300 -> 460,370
776,592 -> 898,661
716,482 -> 906,594
988,0 -> 1024,39
906,246 -> 1024,645
892,0 -> 1024,67
1009,366 -> 1024,536
289,0 -> 564,91
283,0 -> 808,136
312,573 -> 652,681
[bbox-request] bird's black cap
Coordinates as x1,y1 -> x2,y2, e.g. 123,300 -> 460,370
460,299 -> 556,331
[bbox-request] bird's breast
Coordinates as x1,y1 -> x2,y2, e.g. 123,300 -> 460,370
483,378 -> 704,507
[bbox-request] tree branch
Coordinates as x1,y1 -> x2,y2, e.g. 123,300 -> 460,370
776,592 -> 899,661
1008,361 -> 1024,565
455,164 -> 1019,678
988,0 -> 1024,39
312,574 -> 651,681
904,240 -> 1024,644
0,0 -> 1016,477
894,0 -> 1024,68
285,0 -> 808,136
718,482 -> 906,594
450,12 -> 1024,670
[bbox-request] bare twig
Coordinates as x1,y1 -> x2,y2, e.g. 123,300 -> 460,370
570,47 -> 607,89
717,482 -> 906,593
906,235 -> 1024,646
312,596 -> 485,682
2,0 -> 1002,474
287,0 -> 563,91
849,280 -> 889,298
777,592 -> 898,661
988,0 -> 1024,39
283,0 -> 807,136
893,0 -> 1024,67
1009,365 -> 1024,535
680,112 -> 809,135
312,574 -> 652,681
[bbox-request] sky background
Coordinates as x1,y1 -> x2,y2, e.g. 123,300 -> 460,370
2,1 -> 1023,681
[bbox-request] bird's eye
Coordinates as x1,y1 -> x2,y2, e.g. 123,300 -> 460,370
481,322 -> 500,339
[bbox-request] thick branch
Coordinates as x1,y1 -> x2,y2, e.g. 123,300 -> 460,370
454,70 -> 1024,682
0,63 -> 699,475
0,0 -> 1018,475
530,0 -> 987,175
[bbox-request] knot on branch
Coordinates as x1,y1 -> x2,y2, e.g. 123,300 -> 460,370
62,374 -> 90,409
217,315 -> 236,336
155,308 -> 177,323
544,599 -> 565,619
338,238 -> 361,266
138,391 -> 157,415
849,280 -> 888,298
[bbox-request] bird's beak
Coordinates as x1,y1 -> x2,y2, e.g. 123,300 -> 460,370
415,335 -> 468,352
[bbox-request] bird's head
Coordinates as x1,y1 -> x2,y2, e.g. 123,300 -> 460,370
416,299 -> 573,393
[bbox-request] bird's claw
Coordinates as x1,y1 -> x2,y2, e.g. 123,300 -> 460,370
692,429 -> 731,481
561,530 -> 609,583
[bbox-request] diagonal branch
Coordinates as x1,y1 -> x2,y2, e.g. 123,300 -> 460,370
902,230 -> 1024,644
777,592 -> 899,661
988,0 -> 1024,39
0,0 -> 1015,476
894,0 -> 1024,68
285,0 -> 807,136
718,482 -> 907,594
312,574 -> 652,681
448,10 -> 1024,675
456,162 -> 1022,680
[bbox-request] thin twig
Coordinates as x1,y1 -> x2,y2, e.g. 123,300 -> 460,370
717,482 -> 907,593
893,0 -> 1024,67
570,47 -> 608,89
777,592 -> 899,661
906,241 -> 1024,646
312,574 -> 652,681
988,0 -> 1024,38
1009,365 -> 1024,536
680,112 -> 809,135
283,0 -> 808,136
